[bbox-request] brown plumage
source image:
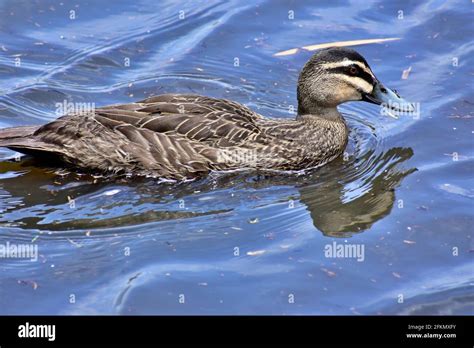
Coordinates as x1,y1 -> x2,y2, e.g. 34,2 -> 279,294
0,47 -> 412,180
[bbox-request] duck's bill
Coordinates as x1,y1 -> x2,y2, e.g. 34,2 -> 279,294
362,81 -> 414,113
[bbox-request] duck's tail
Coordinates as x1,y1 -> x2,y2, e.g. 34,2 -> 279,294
0,125 -> 55,156
0,126 -> 39,140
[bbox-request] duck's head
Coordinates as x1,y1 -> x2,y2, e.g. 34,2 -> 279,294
297,47 -> 413,115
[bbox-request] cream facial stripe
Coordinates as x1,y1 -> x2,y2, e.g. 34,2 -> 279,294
333,74 -> 373,94
320,60 -> 375,79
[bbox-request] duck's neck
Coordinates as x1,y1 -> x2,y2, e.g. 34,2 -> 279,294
297,83 -> 344,121
296,105 -> 344,122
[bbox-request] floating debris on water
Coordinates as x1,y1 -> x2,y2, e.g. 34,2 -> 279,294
321,268 -> 336,277
274,38 -> 401,56
102,189 -> 121,196
248,217 -> 259,224
67,238 -> 82,248
18,280 -> 38,290
401,66 -> 412,79
247,250 -> 266,256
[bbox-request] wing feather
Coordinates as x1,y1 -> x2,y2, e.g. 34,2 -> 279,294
94,94 -> 265,147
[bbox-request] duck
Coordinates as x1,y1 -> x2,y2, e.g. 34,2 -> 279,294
0,47 -> 413,180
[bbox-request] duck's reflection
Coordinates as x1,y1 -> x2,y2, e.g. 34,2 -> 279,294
299,147 -> 415,237
0,147 -> 415,236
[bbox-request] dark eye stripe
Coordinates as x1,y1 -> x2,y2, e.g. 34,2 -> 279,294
327,66 -> 375,86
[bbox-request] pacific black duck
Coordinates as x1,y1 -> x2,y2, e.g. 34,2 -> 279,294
0,47 -> 413,180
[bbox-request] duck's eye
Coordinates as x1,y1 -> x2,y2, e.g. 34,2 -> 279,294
349,66 -> 358,75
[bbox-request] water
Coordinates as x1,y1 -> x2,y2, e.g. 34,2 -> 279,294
0,0 -> 472,314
